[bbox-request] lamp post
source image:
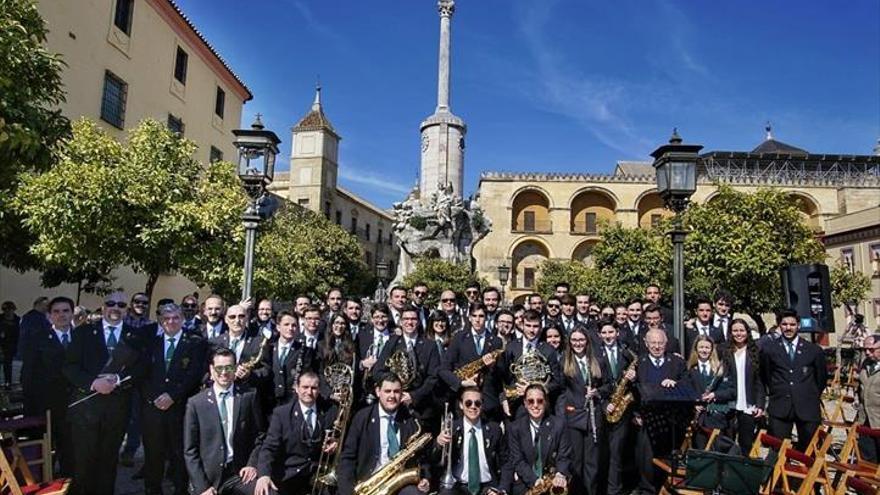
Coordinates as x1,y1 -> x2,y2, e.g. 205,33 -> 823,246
651,129 -> 701,355
375,261 -> 390,304
233,114 -> 281,301
497,262 -> 510,306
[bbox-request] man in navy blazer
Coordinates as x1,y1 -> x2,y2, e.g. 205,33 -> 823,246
759,309 -> 827,451
255,370 -> 339,495
184,347 -> 265,495
64,291 -> 146,495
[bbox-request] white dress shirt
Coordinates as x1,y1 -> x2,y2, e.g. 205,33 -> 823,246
206,322 -> 223,339
228,334 -> 245,362
299,401 -> 316,433
734,348 -> 749,412
378,409 -> 399,469
455,419 -> 492,484
52,327 -> 71,344
164,331 -> 181,358
102,319 -> 121,347
214,383 -> 235,463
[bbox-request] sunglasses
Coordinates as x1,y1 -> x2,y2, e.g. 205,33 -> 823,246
227,314 -> 247,320
413,291 -> 428,296
463,399 -> 482,408
213,364 -> 236,374
526,398 -> 545,405
133,299 -> 149,305
441,298 -> 456,303
547,304 -> 561,309
181,303 -> 197,309
104,301 -> 127,308
601,313 -> 615,318
465,290 -> 479,295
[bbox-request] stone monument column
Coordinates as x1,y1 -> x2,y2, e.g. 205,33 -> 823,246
419,0 -> 466,203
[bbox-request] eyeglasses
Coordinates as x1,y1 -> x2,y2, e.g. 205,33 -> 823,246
601,313 -> 615,318
463,399 -> 482,408
547,304 -> 561,309
441,298 -> 456,303
401,316 -> 419,321
213,365 -> 236,374
227,314 -> 247,320
133,299 -> 149,305
465,290 -> 479,295
526,398 -> 545,405
413,291 -> 428,297
104,301 -> 127,308
181,303 -> 197,309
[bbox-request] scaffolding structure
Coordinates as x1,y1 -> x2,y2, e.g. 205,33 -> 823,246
701,152 -> 880,187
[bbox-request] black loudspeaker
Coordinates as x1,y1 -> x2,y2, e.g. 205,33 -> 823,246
780,264 -> 835,333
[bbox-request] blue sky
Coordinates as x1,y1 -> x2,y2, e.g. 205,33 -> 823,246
176,0 -> 880,208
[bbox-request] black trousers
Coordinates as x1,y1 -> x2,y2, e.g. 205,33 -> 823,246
68,392 -> 130,495
859,418 -> 880,463
603,418 -> 630,495
769,414 -> 819,453
567,425 -> 601,495
439,481 -> 496,494
216,465 -> 258,495
734,410 -> 759,454
142,403 -> 187,495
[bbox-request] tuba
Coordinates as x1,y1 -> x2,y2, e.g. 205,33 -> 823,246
606,350 -> 638,423
353,424 -> 432,495
311,360 -> 354,494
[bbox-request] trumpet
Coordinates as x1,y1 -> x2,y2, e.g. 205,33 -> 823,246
439,404 -> 455,490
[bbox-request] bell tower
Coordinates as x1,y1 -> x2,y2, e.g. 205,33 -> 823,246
289,85 -> 340,217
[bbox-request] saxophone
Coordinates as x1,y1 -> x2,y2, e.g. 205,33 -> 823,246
606,350 -> 638,424
525,471 -> 568,495
353,428 -> 432,495
312,361 -> 354,493
238,334 -> 269,376
455,348 -> 505,381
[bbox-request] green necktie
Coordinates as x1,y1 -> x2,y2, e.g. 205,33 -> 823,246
787,342 -> 796,361
279,344 -> 289,363
468,427 -> 480,495
165,337 -> 176,371
701,363 -> 709,378
386,416 -> 399,457
608,347 -> 618,379
218,390 -> 229,431
580,361 -> 589,383
533,427 -> 543,477
230,338 -> 240,354
107,326 -> 118,350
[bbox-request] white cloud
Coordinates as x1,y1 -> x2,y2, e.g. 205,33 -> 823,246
338,165 -> 411,195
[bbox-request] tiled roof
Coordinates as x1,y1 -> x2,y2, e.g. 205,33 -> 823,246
165,0 -> 253,101
751,138 -> 808,156
614,161 -> 655,177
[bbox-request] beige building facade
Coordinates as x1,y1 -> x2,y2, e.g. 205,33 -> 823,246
823,206 -> 880,331
0,0 -> 252,311
268,89 -> 399,276
473,135 -> 880,313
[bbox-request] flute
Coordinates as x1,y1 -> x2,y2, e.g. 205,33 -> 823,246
586,359 -> 597,444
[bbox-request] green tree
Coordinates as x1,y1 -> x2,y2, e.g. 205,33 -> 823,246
403,258 -> 485,306
0,0 -> 70,269
536,259 -> 600,299
588,223 -> 671,304
830,261 -> 871,315
683,186 -> 826,332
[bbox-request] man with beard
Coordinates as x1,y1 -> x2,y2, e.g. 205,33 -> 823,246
181,294 -> 200,333
248,299 -> 276,340
482,287 -> 501,333
410,283 -> 431,330
344,298 -> 365,340
199,295 -> 228,340
324,288 -> 344,324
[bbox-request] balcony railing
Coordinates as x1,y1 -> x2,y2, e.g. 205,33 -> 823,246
570,221 -> 601,235
511,220 -> 553,233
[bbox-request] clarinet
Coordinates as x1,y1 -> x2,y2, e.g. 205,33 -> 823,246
586,358 -> 597,444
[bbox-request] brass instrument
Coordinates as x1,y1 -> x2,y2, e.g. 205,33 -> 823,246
312,361 -> 355,493
438,404 -> 455,490
386,348 -> 416,389
504,349 -> 551,399
238,334 -> 269,376
353,427 -> 433,495
606,350 -> 638,423
524,471 -> 568,495
454,348 -> 505,381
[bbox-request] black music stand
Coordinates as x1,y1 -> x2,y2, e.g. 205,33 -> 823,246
640,381 -> 701,483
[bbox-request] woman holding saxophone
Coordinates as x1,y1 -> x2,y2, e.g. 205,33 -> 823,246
557,327 -> 607,495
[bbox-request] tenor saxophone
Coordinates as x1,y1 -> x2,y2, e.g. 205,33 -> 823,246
353,428 -> 432,495
606,350 -> 638,424
238,334 -> 269,375
525,471 -> 569,495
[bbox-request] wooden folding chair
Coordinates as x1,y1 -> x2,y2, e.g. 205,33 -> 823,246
827,424 -> 880,479
833,470 -> 880,495
0,411 -> 53,482
656,427 -> 722,495
0,432 -> 69,495
758,431 -> 834,495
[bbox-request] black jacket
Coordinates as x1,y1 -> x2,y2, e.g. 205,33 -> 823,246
184,386 -> 266,493
432,418 -> 505,489
439,330 -> 505,415
374,334 -> 440,419
253,339 -> 319,405
502,414 -> 572,490
140,331 -> 207,405
759,337 -> 826,422
257,399 -> 335,483
63,321 -> 146,402
21,326 -> 70,415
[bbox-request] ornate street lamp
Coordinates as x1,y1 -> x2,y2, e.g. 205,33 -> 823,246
651,128 -> 701,355
375,261 -> 390,304
497,262 -> 510,305
233,114 -> 281,301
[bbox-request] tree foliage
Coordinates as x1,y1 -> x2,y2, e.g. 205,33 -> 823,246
830,261 -> 871,312
14,118 -> 371,302
683,186 -> 825,326
403,258 -> 486,306
0,0 -> 70,269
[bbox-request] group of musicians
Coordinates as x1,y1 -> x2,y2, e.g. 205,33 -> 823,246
20,282 -> 835,495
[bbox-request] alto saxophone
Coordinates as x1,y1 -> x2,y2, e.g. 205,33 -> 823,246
455,348 -> 505,381
238,334 -> 269,375
525,471 -> 568,495
606,350 -> 638,424
353,426 -> 432,495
